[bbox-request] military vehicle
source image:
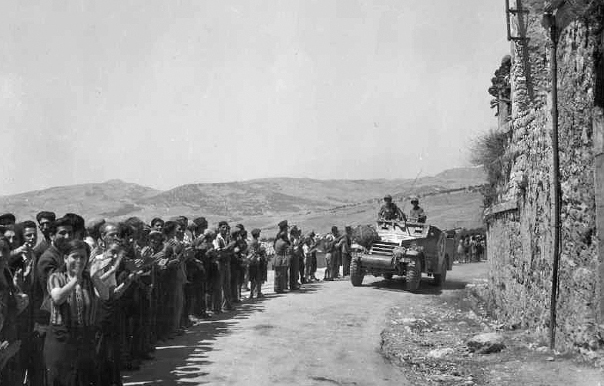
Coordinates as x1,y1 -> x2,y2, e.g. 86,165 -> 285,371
350,220 -> 453,291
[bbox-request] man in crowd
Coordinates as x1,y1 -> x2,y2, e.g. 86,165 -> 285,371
303,231 -> 318,282
323,226 -> 340,280
189,217 -> 209,319
214,221 -> 235,312
151,218 -> 164,233
230,225 -> 247,303
247,228 -> 264,299
33,211 -> 56,259
0,213 -> 16,227
64,213 -> 86,240
339,226 -> 353,277
34,216 -> 73,385
289,226 -> 302,290
273,220 -> 290,293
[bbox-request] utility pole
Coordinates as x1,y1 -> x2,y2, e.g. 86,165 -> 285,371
542,11 -> 561,350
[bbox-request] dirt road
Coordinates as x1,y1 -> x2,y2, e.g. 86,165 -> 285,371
121,264 -> 494,386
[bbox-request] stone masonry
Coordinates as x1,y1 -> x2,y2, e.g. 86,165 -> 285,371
485,0 -> 604,351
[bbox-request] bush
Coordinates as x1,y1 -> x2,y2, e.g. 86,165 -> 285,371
470,130 -> 511,207
351,225 -> 380,249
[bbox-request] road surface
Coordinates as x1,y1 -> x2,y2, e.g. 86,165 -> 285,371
123,265 -> 483,385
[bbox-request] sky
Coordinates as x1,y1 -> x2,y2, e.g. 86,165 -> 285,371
0,0 -> 510,196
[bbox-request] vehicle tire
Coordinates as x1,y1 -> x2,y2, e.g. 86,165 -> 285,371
406,257 -> 421,292
350,258 -> 364,287
383,273 -> 393,280
433,257 -> 448,287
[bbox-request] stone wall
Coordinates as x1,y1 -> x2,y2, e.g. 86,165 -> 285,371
485,0 -> 604,351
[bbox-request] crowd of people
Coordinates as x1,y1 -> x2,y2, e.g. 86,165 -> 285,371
0,211 -> 338,386
456,234 -> 486,263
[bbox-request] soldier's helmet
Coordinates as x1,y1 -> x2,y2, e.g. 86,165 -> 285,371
410,195 -> 419,204
383,194 -> 392,201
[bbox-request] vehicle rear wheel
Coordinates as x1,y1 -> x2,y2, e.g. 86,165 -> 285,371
406,257 -> 421,291
350,258 -> 364,287
433,257 -> 448,287
383,273 -> 393,280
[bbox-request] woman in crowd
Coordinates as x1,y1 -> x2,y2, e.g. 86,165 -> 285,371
44,239 -> 109,386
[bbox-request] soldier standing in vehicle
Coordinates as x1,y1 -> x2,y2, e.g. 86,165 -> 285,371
378,195 -> 406,221
408,196 -> 427,223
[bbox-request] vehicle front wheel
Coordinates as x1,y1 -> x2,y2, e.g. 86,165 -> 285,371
406,258 -> 421,292
350,258 -> 364,287
383,273 -> 393,280
433,258 -> 448,287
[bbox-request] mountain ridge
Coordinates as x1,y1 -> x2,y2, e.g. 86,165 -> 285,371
0,166 -> 486,232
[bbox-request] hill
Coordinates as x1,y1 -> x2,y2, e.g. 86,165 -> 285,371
0,167 -> 486,233
0,179 -> 160,222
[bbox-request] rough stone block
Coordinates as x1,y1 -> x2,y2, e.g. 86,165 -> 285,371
466,332 -> 506,354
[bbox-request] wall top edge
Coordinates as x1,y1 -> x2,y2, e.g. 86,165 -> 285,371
484,200 -> 519,219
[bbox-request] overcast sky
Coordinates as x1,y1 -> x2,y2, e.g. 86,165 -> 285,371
0,0 -> 509,196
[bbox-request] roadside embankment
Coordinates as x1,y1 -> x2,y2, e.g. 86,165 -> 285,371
380,263 -> 604,386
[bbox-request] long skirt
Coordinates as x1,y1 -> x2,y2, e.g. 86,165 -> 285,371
44,325 -> 97,386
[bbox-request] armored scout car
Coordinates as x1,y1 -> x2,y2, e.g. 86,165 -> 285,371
350,220 -> 453,291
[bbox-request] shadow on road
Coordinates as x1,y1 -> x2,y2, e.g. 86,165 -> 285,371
122,295 -> 272,385
123,280 -> 325,385
367,275 -> 470,295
